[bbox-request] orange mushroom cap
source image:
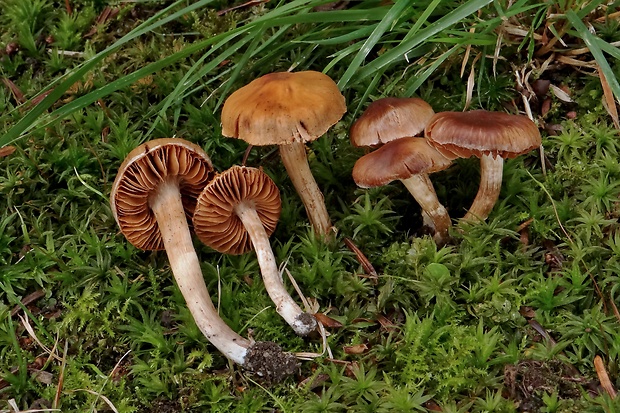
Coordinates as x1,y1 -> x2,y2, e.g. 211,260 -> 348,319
352,137 -> 453,188
350,97 -> 435,147
110,138 -> 213,251
193,166 -> 281,255
221,71 -> 346,145
425,110 -> 541,159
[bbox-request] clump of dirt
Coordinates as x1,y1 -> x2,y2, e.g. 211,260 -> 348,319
244,341 -> 299,383
504,359 -> 594,412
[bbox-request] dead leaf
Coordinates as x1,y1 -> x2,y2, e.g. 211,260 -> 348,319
425,400 -> 443,411
2,78 -> 25,103
0,146 -> 16,158
517,218 -> 533,247
314,313 -> 343,328
343,343 -> 368,355
519,306 -> 536,319
599,67 -> 620,130
376,314 -> 396,330
528,319 -> 556,345
343,237 -> 377,279
549,84 -> 573,103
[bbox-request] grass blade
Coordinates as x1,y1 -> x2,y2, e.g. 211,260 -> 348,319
337,0 -> 412,89
353,0 -> 495,84
565,10 -> 620,103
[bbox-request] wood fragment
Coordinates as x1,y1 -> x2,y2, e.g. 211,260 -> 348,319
594,355 -> 617,398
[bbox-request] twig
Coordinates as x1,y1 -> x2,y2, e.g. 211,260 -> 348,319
10,290 -> 45,316
53,340 -> 69,409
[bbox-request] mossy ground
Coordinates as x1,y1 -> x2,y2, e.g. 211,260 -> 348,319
1,1 -> 620,412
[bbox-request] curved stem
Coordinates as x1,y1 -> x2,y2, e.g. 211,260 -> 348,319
150,179 -> 250,365
235,202 -> 317,336
279,142 -> 334,240
400,174 -> 451,245
463,154 -> 504,222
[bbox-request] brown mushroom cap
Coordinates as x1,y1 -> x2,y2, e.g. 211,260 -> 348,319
221,71 -> 346,145
110,138 -> 213,251
350,97 -> 435,147
193,166 -> 281,255
425,110 -> 541,159
352,137 -> 453,188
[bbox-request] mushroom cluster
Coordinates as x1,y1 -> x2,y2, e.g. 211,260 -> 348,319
109,70 -> 542,385
110,70 -> 349,382
350,101 -> 541,241
110,138 -> 298,382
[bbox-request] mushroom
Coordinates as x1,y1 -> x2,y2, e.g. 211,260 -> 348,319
352,137 -> 455,244
193,165 -> 317,336
110,138 -> 298,382
350,97 -> 435,147
425,110 -> 541,222
221,71 -> 346,239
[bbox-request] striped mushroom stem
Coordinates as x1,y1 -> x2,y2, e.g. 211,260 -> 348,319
279,142 -> 332,238
110,139 -> 297,382
463,154 -> 504,222
193,165 -> 317,336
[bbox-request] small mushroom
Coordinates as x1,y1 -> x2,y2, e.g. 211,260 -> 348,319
352,137 -> 454,244
425,110 -> 541,222
110,139 -> 297,382
350,97 -> 435,147
221,71 -> 346,239
193,165 -> 317,336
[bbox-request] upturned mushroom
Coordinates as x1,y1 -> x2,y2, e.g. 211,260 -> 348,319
110,138 -> 298,382
350,97 -> 435,147
352,137 -> 455,244
425,110 -> 541,221
193,165 -> 317,336
221,71 -> 346,239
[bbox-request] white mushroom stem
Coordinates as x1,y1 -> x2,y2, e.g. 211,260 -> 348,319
400,174 -> 451,244
279,142 -> 333,239
150,178 -> 250,365
463,154 -> 504,222
234,201 -> 317,336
